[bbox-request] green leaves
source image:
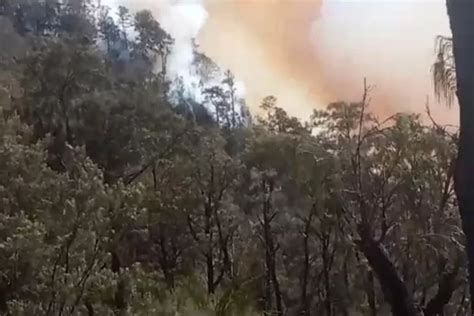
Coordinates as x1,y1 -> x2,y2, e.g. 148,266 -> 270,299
0,0 -> 467,314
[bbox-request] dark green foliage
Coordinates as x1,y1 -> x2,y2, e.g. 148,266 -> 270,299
0,1 -> 467,315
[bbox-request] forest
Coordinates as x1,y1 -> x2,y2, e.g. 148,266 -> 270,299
0,0 -> 473,315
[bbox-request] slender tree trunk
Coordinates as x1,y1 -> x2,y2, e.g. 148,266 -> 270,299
271,255 -> 283,315
342,252 -> 351,316
205,202 -> 215,294
446,1 -> 474,313
111,251 -> 126,311
214,202 -> 233,278
322,234 -> 332,316
265,264 -> 273,313
300,214 -> 313,315
157,227 -> 175,289
367,271 -> 377,316
231,89 -> 236,127
300,235 -> 309,315
262,179 -> 283,315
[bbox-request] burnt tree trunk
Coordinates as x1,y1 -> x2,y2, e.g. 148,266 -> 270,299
446,1 -> 474,313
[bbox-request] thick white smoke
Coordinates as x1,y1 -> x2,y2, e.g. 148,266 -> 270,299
102,0 -> 245,106
153,0 -> 208,101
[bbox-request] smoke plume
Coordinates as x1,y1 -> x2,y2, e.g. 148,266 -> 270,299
104,0 -> 207,98
200,0 -> 456,123
199,0 -> 327,118
104,0 -> 457,123
313,0 -> 455,122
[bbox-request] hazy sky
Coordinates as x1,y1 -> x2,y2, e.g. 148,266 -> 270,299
109,0 -> 457,124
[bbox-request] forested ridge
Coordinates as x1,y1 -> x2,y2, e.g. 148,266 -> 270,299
0,0 -> 469,315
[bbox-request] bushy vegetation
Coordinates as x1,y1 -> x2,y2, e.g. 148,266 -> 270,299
0,0 -> 467,315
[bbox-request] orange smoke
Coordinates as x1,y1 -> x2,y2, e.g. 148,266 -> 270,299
199,0 -> 328,119
199,0 -> 457,124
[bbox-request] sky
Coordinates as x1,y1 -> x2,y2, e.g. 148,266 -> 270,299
108,0 -> 458,124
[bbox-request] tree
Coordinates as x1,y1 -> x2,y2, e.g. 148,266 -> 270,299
133,10 -> 173,76
18,38 -> 106,172
435,1 -> 474,312
0,111 -> 146,314
1,0 -> 472,314
185,130 -> 240,294
117,6 -> 132,50
97,5 -> 120,55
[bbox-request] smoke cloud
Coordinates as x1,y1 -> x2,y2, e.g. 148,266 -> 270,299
104,0 -> 457,124
200,0 -> 456,123
156,0 -> 207,90
199,0 -> 327,118
313,0 -> 455,122
104,0 -> 207,99
105,0 -> 246,105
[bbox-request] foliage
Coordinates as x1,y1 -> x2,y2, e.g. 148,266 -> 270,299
0,1 -> 467,315
432,35 -> 456,106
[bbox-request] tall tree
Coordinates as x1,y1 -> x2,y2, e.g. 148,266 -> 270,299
442,1 -> 474,312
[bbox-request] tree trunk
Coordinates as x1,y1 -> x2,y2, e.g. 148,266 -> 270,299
262,179 -> 283,315
446,1 -> 474,313
157,227 -> 175,289
300,215 -> 312,315
111,251 -> 127,311
322,234 -> 333,316
367,271 -> 377,316
205,202 -> 215,294
356,223 -> 419,316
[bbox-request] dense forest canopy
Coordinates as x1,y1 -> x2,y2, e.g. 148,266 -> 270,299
0,0 -> 468,315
